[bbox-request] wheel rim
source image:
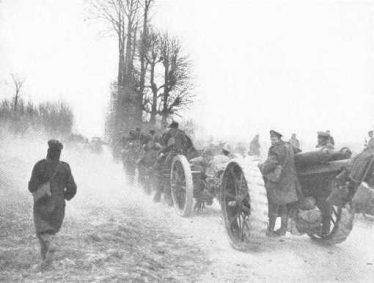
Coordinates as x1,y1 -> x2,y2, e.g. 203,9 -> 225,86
171,160 -> 186,210
310,205 -> 341,239
222,164 -> 251,243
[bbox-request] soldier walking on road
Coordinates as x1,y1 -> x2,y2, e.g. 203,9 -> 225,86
259,130 -> 301,237
28,140 -> 77,270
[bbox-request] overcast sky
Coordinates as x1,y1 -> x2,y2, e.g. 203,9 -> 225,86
1,0 -> 374,148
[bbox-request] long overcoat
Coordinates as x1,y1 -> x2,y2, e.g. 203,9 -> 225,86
261,141 -> 300,205
28,159 -> 77,235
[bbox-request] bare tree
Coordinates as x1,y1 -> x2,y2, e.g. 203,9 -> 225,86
11,74 -> 25,111
143,29 -> 162,124
91,0 -> 143,142
90,0 -> 141,86
123,0 -> 141,82
136,0 -> 154,121
91,0 -> 126,86
159,33 -> 194,124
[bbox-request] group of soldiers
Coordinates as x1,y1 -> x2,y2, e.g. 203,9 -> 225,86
120,121 -> 198,203
119,121 -> 259,206
120,124 -> 347,238
26,125 -> 374,271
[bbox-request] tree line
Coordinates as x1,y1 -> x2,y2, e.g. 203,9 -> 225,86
91,0 -> 194,143
0,74 -> 74,136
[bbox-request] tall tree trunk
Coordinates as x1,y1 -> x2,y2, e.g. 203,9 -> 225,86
161,63 -> 169,124
117,16 -> 125,87
149,61 -> 157,125
124,17 -> 133,81
13,91 -> 19,111
137,2 -> 150,122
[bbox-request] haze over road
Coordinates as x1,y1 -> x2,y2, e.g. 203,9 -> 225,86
1,134 -> 374,282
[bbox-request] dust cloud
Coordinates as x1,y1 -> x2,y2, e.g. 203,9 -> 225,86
1,131 -> 374,282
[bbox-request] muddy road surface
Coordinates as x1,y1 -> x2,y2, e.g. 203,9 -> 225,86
1,134 -> 374,282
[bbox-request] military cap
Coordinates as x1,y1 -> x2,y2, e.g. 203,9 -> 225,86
317,131 -> 330,138
270,130 -> 282,138
168,121 -> 179,129
222,143 -> 232,152
48,139 -> 63,151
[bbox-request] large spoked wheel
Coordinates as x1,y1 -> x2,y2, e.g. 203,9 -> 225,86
171,155 -> 194,217
221,160 -> 268,250
308,203 -> 355,245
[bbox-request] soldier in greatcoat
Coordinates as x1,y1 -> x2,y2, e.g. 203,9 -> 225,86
316,131 -> 334,152
28,140 -> 77,269
259,130 -> 301,237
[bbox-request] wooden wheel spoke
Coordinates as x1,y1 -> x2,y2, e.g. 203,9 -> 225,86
241,205 -> 251,214
229,211 -> 241,226
239,214 -> 245,239
234,174 -> 242,195
228,167 -> 240,192
240,214 -> 250,240
330,216 -> 336,225
242,216 -> 250,230
228,166 -> 237,179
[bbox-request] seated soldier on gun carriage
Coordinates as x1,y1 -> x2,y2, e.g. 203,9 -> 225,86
316,131 -> 334,153
190,149 -> 232,211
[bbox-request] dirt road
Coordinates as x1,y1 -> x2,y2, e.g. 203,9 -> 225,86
1,135 -> 374,282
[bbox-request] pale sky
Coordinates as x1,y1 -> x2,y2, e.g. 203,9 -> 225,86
1,0 -> 374,149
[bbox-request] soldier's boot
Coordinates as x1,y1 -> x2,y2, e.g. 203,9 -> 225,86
266,215 -> 279,237
39,234 -> 55,271
275,215 -> 288,236
321,217 -> 332,237
275,206 -> 288,236
38,236 -> 48,260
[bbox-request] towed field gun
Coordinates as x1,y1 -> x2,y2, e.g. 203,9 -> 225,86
168,154 -> 229,216
135,137 -> 374,249
220,147 -> 374,249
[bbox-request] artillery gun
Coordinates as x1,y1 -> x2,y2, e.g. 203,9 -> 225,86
168,154 -> 229,216
220,149 -> 360,250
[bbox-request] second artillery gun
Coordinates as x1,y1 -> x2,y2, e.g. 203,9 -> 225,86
219,147 -> 367,249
